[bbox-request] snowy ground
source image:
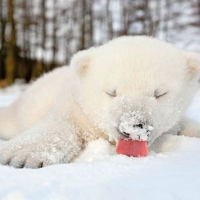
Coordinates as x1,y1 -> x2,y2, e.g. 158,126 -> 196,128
0,85 -> 200,200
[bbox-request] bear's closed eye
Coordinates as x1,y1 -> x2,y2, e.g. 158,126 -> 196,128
106,90 -> 117,97
154,90 -> 168,99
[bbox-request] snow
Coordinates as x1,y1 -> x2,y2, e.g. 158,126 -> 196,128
0,85 -> 200,200
119,111 -> 154,141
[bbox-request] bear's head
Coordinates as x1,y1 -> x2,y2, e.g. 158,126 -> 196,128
71,36 -> 200,146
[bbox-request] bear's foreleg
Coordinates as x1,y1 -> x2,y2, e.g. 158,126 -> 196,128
0,106 -> 21,140
0,115 -> 82,168
178,117 -> 200,138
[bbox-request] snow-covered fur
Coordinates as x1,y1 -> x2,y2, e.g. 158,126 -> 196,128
0,36 -> 199,168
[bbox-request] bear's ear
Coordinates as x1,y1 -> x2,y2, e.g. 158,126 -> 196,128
70,48 -> 94,76
185,52 -> 200,82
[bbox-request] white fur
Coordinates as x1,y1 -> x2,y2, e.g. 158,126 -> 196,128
0,36 -> 199,168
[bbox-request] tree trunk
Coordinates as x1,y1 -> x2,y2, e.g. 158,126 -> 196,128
106,0 -> 113,39
164,0 -> 171,41
41,0 -> 47,71
154,0 -> 161,36
80,0 -> 86,50
198,0 -> 200,20
88,0 -> 94,47
0,0 -> 6,80
5,0 -> 17,84
24,0 -> 33,83
51,0 -> 58,70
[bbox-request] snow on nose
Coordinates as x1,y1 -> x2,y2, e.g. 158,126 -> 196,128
118,111 -> 154,141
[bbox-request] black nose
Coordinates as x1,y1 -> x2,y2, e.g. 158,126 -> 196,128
133,124 -> 143,129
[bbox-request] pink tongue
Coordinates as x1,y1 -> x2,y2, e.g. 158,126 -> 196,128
116,139 -> 148,157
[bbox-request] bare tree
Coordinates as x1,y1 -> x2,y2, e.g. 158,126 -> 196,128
153,0 -> 161,36
106,0 -> 113,39
51,0 -> 58,69
22,0 -> 34,82
5,0 -> 17,83
163,0 -> 171,41
120,0 -> 129,35
87,0 -> 94,47
0,0 -> 7,80
198,0 -> 200,17
41,0 -> 47,71
80,0 -> 86,50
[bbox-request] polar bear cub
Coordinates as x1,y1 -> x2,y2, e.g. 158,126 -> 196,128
0,36 -> 199,168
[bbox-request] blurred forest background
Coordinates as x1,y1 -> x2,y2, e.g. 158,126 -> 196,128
0,0 -> 200,86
